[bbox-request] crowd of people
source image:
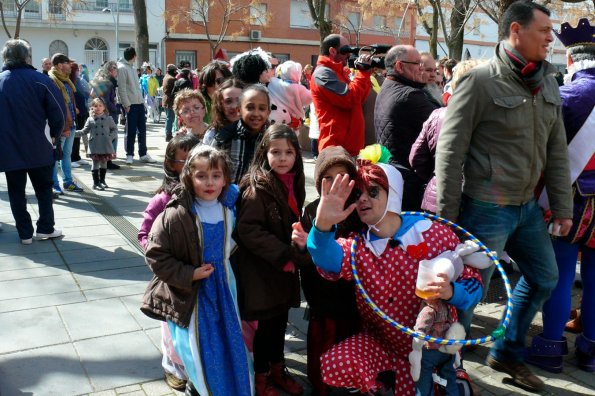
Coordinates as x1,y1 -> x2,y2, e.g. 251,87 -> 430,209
0,0 -> 593,395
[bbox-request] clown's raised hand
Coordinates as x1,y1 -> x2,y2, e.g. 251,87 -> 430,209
315,173 -> 357,232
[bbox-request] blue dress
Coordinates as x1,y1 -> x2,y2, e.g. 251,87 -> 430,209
168,198 -> 251,395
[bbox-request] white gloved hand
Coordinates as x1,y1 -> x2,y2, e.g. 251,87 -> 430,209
409,337 -> 424,382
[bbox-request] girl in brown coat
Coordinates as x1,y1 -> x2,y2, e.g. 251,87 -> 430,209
236,124 -> 307,396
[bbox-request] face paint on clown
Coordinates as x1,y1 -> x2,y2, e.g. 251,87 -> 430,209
355,162 -> 404,239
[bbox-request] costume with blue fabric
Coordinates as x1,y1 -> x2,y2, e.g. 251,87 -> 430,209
168,198 -> 251,395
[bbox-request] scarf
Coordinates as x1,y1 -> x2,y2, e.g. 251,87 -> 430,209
49,67 -> 77,104
498,40 -> 545,95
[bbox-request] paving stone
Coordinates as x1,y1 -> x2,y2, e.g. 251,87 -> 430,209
0,274 -> 80,300
0,238 -> 58,256
85,283 -> 149,301
0,250 -> 65,270
0,264 -> 69,281
61,245 -> 141,265
87,390 -> 117,396
0,343 -> 93,395
120,295 -> 161,330
54,234 -> 132,251
73,266 -> 151,291
0,306 -> 70,353
58,298 -> 141,341
0,291 -> 86,314
75,331 -> 162,392
115,384 -> 141,393
141,379 -> 183,396
72,256 -> 146,274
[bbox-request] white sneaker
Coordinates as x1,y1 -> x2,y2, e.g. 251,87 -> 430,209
35,229 -> 63,240
126,155 -> 134,164
77,159 -> 89,165
140,154 -> 157,163
71,161 -> 80,168
21,238 -> 33,245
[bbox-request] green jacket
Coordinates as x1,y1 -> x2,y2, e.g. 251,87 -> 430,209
435,51 -> 572,221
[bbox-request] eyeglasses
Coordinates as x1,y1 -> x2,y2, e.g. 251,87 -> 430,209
354,186 -> 381,200
400,60 -> 423,67
180,106 -> 205,116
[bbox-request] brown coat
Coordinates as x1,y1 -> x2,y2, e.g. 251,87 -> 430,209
235,174 -> 307,321
161,73 -> 176,109
140,187 -> 205,328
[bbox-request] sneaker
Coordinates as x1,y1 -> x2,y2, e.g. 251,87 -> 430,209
63,182 -> 84,192
106,161 -> 121,170
140,154 -> 157,163
486,354 -> 545,392
21,238 -> 33,245
53,184 -> 64,195
35,229 -> 62,240
125,155 -> 134,164
77,159 -> 89,165
99,182 -> 109,189
93,183 -> 105,191
71,161 -> 80,168
164,371 -> 187,391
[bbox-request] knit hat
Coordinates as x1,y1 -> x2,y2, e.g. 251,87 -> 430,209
314,146 -> 357,194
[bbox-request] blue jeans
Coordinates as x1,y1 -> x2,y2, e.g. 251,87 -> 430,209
416,349 -> 458,396
125,103 -> 147,157
5,165 -> 55,239
110,112 -> 119,153
53,130 -> 75,185
456,196 -> 558,362
164,108 -> 175,137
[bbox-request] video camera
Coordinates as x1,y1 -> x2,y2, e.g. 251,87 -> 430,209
341,44 -> 391,70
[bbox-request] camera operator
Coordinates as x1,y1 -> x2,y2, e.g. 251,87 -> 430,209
310,34 -> 372,157
374,45 -> 440,211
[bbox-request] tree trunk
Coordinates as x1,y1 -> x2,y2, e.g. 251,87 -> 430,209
429,3 -> 439,59
448,0 -> 468,60
132,0 -> 149,66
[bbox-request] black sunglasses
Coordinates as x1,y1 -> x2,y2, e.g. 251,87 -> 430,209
354,186 -> 381,200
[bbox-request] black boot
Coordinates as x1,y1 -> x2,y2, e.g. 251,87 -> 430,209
106,160 -> 120,170
99,168 -> 109,189
92,170 -> 104,190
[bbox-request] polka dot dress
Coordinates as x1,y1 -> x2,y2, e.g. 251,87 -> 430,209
319,222 -> 461,394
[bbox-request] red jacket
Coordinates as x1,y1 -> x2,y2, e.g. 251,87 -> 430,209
310,56 -> 371,156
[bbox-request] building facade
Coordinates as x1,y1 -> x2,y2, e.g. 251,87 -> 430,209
1,0 -> 166,76
164,0 -> 416,69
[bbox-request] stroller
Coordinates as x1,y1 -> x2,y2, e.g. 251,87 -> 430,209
153,87 -> 164,123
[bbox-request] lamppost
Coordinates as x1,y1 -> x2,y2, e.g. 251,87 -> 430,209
102,3 -> 120,60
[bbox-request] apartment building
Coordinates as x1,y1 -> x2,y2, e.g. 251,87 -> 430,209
164,0 -> 416,69
1,0 -> 166,76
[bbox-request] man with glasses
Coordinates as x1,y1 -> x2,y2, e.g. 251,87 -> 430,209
310,34 -> 372,157
374,45 -> 440,211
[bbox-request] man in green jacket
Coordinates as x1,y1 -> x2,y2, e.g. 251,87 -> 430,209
435,1 -> 573,392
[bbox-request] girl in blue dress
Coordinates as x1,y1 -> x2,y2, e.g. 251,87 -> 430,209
142,145 -> 252,395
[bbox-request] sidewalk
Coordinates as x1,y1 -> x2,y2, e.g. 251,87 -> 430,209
0,122 -> 592,396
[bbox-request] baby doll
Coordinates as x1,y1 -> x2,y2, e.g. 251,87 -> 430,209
268,61 -> 312,130
409,240 -> 492,395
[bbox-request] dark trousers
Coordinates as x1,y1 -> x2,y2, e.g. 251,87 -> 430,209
125,103 -> 147,157
253,310 -> 289,373
5,165 -> 55,239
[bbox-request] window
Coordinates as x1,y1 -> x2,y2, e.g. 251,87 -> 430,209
250,3 -> 267,26
290,0 -> 315,28
346,12 -> 361,31
49,40 -> 68,57
95,0 -> 108,8
48,0 -> 64,14
118,0 -> 131,11
85,38 -> 109,77
272,53 -> 289,63
191,0 -> 208,23
373,16 -> 385,31
175,51 -> 197,70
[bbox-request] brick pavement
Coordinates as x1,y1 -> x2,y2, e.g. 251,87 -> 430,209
0,121 -> 592,396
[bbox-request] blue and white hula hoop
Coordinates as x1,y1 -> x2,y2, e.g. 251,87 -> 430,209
350,211 -> 513,346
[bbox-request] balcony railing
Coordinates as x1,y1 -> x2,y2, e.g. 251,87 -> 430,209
72,1 -> 133,13
0,2 -> 42,20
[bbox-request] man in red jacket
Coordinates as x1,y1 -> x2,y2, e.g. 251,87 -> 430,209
310,34 -> 372,157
